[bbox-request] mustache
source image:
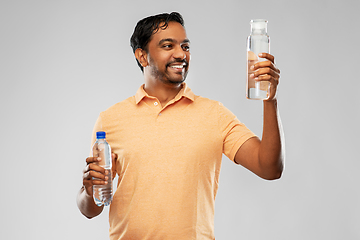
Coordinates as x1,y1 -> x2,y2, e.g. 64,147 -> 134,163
166,59 -> 188,67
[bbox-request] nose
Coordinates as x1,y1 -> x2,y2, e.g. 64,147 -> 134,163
173,45 -> 186,60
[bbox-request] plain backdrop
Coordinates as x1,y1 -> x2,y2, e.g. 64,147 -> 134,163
1,0 -> 359,239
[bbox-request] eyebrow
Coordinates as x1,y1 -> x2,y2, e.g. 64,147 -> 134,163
158,38 -> 190,45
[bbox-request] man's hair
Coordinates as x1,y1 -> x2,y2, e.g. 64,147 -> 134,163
130,12 -> 185,72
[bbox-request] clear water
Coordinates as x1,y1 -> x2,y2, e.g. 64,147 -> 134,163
93,170 -> 112,206
92,137 -> 113,206
247,77 -> 270,100
246,57 -> 270,100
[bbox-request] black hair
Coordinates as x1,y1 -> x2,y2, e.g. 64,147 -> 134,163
130,12 -> 185,72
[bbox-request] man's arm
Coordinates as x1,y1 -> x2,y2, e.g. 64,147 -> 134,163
234,100 -> 284,180
234,53 -> 284,180
77,186 -> 104,219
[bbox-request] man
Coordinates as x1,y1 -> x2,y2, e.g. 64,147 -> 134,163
77,12 -> 284,239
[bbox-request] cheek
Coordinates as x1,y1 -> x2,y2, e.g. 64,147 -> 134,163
154,55 -> 170,67
186,54 -> 191,68
186,53 -> 191,62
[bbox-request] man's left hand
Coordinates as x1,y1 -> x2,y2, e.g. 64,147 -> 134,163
249,53 -> 280,101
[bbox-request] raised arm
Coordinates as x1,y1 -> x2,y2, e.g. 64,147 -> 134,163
234,53 -> 284,180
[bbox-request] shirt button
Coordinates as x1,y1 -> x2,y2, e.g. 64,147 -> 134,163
154,102 -> 158,106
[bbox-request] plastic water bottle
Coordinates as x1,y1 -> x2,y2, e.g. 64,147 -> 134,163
92,131 -> 113,206
246,19 -> 270,100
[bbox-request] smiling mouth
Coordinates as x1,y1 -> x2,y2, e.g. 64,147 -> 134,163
167,63 -> 188,73
169,65 -> 185,69
167,60 -> 188,70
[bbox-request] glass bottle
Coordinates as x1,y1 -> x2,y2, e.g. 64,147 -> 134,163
246,19 -> 270,100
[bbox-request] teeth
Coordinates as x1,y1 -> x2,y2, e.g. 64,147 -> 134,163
170,65 -> 184,69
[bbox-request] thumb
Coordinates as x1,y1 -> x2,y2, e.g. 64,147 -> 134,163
112,152 -> 118,163
111,152 -> 118,179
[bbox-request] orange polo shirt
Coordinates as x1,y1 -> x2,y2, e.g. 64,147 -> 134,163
91,83 -> 256,240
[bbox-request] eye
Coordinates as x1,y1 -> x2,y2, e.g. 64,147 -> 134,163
182,44 -> 190,51
162,44 -> 173,49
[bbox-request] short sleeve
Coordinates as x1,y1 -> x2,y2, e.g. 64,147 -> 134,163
219,103 -> 257,162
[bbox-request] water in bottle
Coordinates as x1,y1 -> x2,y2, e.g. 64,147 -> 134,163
92,131 -> 113,206
246,19 -> 270,100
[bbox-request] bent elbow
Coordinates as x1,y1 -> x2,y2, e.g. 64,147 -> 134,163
269,169 -> 283,180
262,172 -> 282,181
267,156 -> 284,180
85,214 -> 95,220
261,164 -> 283,180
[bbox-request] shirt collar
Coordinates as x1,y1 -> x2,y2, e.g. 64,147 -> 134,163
135,83 -> 195,105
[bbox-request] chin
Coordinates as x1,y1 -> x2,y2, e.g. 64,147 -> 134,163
169,76 -> 186,84
165,74 -> 186,84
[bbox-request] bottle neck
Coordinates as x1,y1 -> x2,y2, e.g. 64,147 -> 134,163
251,27 -> 267,35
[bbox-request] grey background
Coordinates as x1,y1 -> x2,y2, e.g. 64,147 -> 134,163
1,0 -> 359,239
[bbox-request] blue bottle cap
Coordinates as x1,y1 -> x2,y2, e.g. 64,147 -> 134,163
96,131 -> 106,139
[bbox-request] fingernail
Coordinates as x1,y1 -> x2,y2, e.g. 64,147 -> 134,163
250,74 -> 254,78
105,170 -> 109,175
250,65 -> 255,70
97,157 -> 101,161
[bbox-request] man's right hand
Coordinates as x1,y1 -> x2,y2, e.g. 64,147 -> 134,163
78,152 -> 117,218
82,157 -> 109,197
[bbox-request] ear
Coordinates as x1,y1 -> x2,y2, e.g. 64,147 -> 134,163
135,48 -> 149,68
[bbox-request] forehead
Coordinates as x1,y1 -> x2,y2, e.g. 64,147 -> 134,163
150,21 -> 188,43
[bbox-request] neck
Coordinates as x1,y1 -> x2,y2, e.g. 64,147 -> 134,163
143,80 -> 183,107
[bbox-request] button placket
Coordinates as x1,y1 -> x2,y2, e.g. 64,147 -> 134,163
153,101 -> 162,117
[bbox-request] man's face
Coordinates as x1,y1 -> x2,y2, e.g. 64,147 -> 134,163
145,21 -> 190,85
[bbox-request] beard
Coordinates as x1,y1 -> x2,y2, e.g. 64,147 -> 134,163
149,60 -> 189,85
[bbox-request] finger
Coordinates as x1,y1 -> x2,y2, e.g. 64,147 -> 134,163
84,163 -> 107,175
83,177 -> 108,190
268,76 -> 279,87
251,67 -> 280,80
86,156 -> 102,164
83,168 -> 109,184
259,53 -> 274,63
112,152 -> 118,161
83,168 -> 109,181
111,152 -> 118,170
256,73 -> 279,84
251,60 -> 280,74
83,169 -> 103,180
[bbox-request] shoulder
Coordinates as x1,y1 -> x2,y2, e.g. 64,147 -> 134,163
99,96 -> 135,121
193,95 -> 232,114
193,95 -> 222,108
